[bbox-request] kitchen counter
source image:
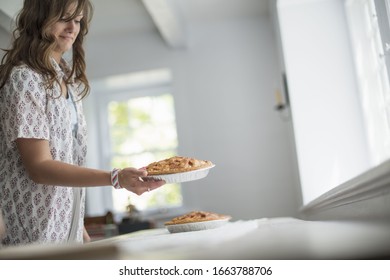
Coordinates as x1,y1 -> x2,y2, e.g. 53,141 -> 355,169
1,217 -> 389,259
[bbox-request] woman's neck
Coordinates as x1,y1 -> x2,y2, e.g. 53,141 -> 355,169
51,52 -> 63,64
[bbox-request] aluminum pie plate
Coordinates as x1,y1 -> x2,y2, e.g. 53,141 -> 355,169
144,165 -> 215,184
166,218 -> 231,233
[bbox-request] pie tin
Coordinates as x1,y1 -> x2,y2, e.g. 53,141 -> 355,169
166,218 -> 231,233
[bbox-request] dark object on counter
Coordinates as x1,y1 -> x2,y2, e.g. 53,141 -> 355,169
118,218 -> 154,234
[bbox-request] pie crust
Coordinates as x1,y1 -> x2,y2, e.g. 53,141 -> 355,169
146,156 -> 213,175
165,211 -> 231,225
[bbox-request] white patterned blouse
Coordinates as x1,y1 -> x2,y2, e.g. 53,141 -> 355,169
0,58 -> 88,246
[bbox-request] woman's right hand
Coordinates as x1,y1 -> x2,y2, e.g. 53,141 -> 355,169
118,167 -> 165,195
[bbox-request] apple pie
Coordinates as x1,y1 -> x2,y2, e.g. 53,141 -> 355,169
165,211 -> 231,225
146,156 -> 213,175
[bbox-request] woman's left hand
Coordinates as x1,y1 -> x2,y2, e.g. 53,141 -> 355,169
83,227 -> 91,243
0,211 -> 6,239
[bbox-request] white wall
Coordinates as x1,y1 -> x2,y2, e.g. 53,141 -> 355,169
85,14 -> 301,220
0,27 -> 10,56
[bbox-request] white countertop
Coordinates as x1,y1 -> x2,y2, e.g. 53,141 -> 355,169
97,217 -> 390,259
1,217 -> 389,259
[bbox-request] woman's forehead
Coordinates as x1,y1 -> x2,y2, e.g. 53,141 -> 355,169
64,2 -> 84,17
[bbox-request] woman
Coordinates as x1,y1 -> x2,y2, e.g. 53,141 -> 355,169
0,0 -> 165,247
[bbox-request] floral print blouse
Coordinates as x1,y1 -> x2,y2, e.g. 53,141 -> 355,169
0,59 -> 88,246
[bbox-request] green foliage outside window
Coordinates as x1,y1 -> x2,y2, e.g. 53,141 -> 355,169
108,94 -> 182,212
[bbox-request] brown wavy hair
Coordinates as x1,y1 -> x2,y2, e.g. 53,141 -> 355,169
0,0 -> 93,99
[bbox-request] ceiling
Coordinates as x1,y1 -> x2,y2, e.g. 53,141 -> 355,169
0,0 -> 270,48
89,0 -> 270,47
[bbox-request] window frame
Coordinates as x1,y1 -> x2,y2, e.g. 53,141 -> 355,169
85,70 -> 186,220
375,0 -> 390,82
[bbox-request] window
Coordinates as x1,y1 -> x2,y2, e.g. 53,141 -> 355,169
276,0 -> 390,204
87,69 -> 183,216
345,0 -> 390,166
107,93 -> 182,212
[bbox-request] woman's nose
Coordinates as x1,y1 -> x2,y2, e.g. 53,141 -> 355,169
65,20 -> 77,31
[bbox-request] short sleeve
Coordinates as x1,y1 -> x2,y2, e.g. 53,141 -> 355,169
3,67 -> 50,145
